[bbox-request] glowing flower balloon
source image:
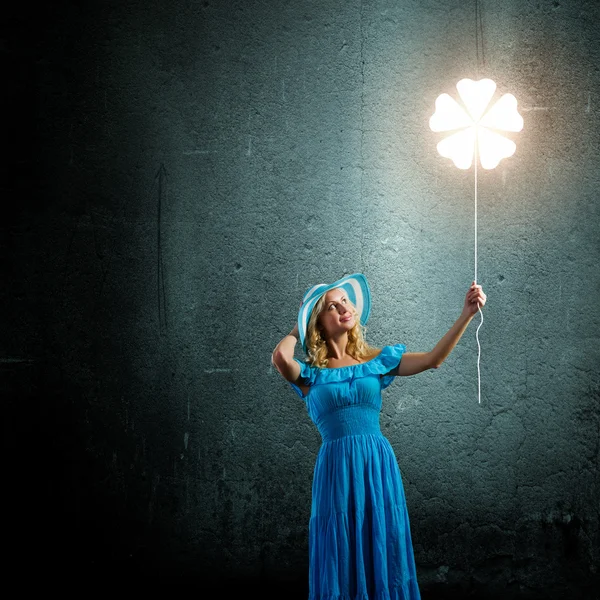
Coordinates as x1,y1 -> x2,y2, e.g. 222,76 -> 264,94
429,78 -> 523,169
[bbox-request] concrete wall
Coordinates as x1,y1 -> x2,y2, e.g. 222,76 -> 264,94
4,0 -> 599,596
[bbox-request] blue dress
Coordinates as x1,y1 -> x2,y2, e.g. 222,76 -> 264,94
289,344 -> 421,600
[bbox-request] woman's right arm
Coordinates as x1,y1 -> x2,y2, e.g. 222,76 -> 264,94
271,325 -> 301,383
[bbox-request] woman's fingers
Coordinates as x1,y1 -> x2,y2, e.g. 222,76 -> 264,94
465,283 -> 486,311
468,289 -> 486,303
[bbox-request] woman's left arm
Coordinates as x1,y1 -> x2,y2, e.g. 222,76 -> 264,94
397,281 -> 487,376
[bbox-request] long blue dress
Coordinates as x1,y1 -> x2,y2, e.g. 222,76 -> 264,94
289,343 -> 421,600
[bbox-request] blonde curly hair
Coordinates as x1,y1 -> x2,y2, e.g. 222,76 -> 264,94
304,288 -> 381,369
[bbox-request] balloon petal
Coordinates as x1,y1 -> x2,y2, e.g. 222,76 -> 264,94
429,93 -> 473,132
437,127 -> 476,169
430,78 -> 522,170
479,93 -> 524,132
456,78 -> 496,122
478,127 -> 516,169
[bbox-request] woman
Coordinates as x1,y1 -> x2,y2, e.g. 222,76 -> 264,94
271,273 -> 487,600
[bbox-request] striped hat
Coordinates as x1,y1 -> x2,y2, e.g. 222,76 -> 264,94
297,273 -> 372,354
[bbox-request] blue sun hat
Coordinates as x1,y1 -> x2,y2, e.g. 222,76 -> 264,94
297,273 -> 372,354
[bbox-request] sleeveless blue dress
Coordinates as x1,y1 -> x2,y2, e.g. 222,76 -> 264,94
289,343 -> 421,600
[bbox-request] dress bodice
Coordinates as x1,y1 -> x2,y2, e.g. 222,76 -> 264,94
288,344 -> 406,442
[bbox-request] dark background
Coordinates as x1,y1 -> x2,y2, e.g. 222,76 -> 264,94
3,0 -> 599,597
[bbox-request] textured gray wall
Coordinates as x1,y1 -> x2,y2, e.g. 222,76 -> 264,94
4,0 -> 599,596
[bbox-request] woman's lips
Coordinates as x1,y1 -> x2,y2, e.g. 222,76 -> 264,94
340,315 -> 352,322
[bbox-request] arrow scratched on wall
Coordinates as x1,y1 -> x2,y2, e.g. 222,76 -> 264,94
156,163 -> 168,335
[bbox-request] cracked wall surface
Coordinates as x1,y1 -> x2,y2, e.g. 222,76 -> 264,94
3,0 -> 599,597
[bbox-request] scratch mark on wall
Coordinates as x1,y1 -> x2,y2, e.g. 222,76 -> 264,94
156,164 -> 168,335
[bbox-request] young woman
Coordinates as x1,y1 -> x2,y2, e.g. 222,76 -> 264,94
271,273 -> 487,600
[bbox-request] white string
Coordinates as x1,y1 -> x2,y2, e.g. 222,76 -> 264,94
474,138 -> 483,404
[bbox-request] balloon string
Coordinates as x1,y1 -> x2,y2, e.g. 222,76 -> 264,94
474,137 -> 483,404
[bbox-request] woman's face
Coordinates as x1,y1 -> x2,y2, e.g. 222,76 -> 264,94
317,288 -> 357,338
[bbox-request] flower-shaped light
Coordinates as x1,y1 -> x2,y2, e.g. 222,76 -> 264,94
429,78 -> 523,169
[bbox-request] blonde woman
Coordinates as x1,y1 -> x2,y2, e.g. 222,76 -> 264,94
272,273 -> 486,600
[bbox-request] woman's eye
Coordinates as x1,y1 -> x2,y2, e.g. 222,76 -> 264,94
329,299 -> 346,309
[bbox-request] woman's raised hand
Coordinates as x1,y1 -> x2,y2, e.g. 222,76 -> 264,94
462,281 -> 487,318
